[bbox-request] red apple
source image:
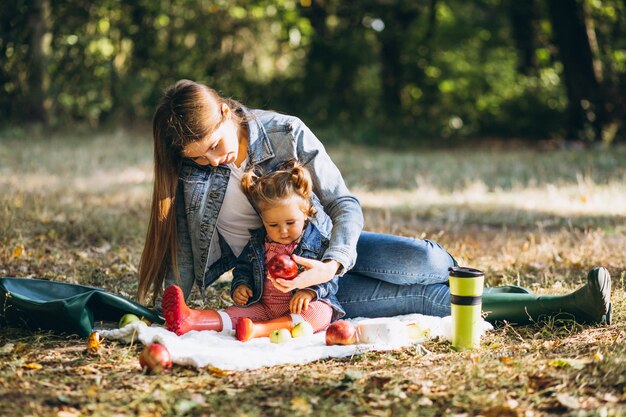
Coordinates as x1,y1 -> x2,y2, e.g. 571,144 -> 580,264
267,254 -> 298,280
325,320 -> 357,345
139,343 -> 172,373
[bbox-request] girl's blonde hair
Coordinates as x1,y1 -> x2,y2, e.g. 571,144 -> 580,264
138,79 -> 245,304
241,161 -> 316,217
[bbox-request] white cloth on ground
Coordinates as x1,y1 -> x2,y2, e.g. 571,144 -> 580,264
98,314 -> 492,371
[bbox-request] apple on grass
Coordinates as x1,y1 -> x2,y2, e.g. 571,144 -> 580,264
119,313 -> 144,328
291,321 -> 314,338
269,328 -> 292,343
325,320 -> 357,345
267,254 -> 298,280
139,343 -> 172,374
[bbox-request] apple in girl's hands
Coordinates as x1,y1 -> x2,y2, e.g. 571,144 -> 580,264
291,321 -> 314,338
325,320 -> 357,345
139,343 -> 172,373
269,328 -> 292,343
267,254 -> 299,280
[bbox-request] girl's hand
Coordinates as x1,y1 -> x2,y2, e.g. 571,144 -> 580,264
268,255 -> 340,293
232,284 -> 253,305
290,290 -> 315,314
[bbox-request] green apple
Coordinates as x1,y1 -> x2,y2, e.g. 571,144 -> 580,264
291,321 -> 314,338
269,328 -> 292,344
118,313 -> 143,328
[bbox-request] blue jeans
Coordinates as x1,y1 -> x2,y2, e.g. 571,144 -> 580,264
336,232 -> 453,318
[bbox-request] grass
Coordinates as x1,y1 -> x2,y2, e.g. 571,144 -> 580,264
1,130 -> 625,416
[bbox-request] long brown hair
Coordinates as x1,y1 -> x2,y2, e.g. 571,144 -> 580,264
241,161 -> 316,217
138,80 -> 244,304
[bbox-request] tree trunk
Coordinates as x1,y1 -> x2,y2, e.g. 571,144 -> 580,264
509,0 -> 537,76
547,0 -> 605,142
376,3 -> 422,118
25,0 -> 50,124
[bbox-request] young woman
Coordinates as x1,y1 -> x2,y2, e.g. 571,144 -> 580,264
138,79 -> 612,328
162,161 -> 343,341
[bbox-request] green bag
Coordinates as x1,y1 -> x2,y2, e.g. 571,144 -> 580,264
0,277 -> 163,337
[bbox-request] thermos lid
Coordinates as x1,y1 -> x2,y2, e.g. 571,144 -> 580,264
449,266 -> 484,277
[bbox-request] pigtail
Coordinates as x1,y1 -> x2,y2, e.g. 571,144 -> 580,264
241,169 -> 259,199
289,164 -> 313,199
291,164 -> 317,217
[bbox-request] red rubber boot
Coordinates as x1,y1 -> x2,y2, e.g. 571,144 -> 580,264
236,316 -> 295,342
161,285 -> 223,335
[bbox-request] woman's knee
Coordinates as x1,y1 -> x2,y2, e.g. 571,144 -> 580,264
353,232 -> 454,283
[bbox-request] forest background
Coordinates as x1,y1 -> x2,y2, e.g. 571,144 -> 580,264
3,0 -> 626,145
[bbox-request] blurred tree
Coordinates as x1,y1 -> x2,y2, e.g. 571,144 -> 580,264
0,0 -> 46,124
547,0 -> 625,143
0,0 -> 624,143
298,0 -> 372,123
508,0 -> 537,76
25,0 -> 50,124
548,0 -> 607,142
370,0 -> 424,116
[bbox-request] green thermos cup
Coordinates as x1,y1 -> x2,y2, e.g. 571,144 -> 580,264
449,266 -> 485,350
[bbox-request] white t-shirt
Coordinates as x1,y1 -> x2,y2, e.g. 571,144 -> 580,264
216,160 -> 263,257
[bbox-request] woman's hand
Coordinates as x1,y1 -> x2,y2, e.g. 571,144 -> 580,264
289,289 -> 315,314
268,255 -> 340,293
232,284 -> 253,305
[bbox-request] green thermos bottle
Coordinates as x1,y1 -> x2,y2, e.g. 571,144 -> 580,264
449,266 -> 485,350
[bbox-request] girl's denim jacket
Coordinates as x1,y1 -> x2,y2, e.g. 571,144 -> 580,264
164,108 -> 364,303
230,222 -> 346,322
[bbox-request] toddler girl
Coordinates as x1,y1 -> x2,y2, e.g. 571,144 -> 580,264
162,161 -> 344,341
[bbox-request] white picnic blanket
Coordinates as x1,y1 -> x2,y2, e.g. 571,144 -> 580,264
98,314 -> 492,371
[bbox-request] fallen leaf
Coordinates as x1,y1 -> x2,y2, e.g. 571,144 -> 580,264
23,362 -> 43,370
87,331 -> 102,353
291,396 -> 311,414
549,358 -> 586,370
12,244 -> 25,258
206,366 -> 236,377
482,405 -> 521,417
499,356 -> 513,365
86,385 -> 98,398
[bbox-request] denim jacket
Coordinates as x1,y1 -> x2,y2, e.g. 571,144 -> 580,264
230,222 -> 346,322
164,108 -> 364,302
